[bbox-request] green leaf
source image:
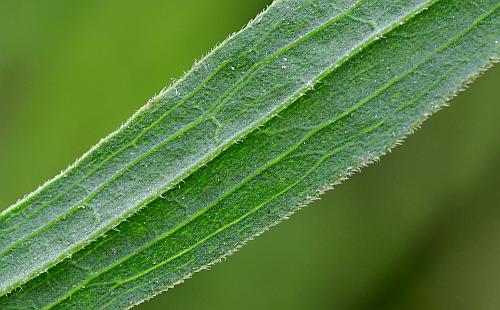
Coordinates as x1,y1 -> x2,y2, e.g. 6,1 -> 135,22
0,0 -> 498,308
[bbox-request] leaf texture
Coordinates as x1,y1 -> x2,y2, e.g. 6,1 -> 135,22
0,0 -> 498,308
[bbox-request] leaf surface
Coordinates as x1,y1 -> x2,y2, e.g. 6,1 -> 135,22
0,0 -> 498,308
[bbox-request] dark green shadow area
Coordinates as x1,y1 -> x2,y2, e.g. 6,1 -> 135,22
1,1 -> 499,309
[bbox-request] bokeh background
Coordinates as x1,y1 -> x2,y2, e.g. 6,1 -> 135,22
1,1 -> 500,309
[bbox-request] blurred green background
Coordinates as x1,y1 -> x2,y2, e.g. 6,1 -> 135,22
1,1 -> 499,309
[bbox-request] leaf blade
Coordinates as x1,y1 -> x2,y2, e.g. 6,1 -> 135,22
0,0 -> 498,308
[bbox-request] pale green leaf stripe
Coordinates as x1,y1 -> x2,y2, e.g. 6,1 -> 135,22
1,0 -> 499,308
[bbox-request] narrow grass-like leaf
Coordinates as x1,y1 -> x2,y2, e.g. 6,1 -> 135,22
0,0 -> 498,308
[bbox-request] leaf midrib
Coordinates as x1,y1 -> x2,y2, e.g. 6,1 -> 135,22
0,0 -> 448,296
